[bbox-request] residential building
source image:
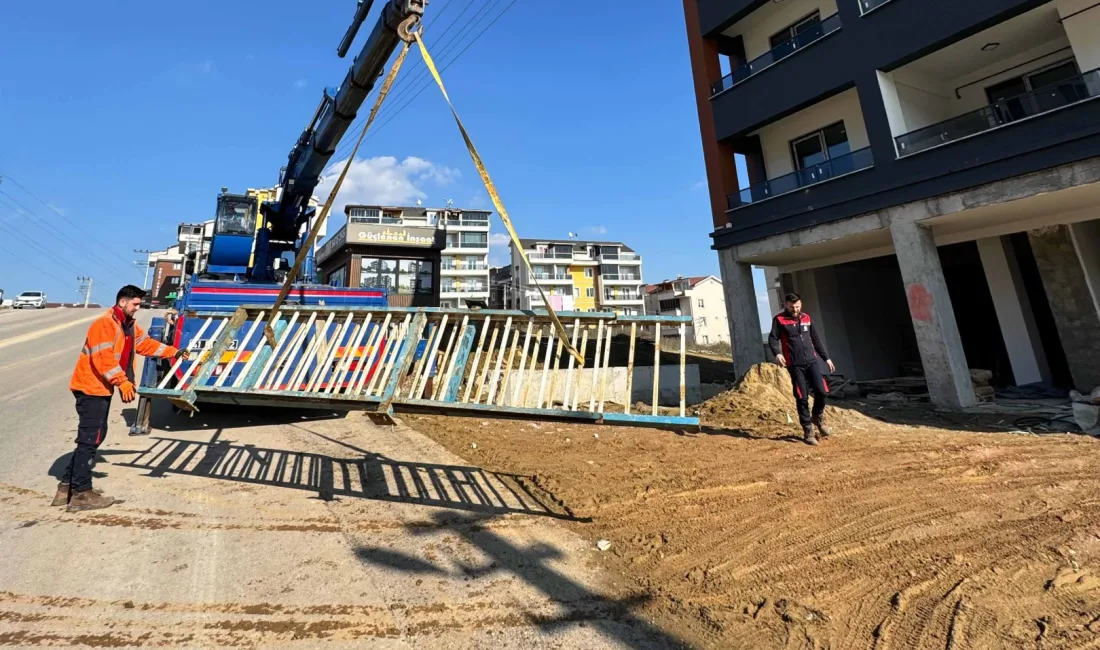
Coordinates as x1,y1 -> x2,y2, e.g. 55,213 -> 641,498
644,276 -> 730,345
315,205 -> 491,308
509,239 -> 645,314
684,0 -> 1100,407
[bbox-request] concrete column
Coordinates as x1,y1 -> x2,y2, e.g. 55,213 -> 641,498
976,237 -> 1049,385
1069,220 -> 1100,318
717,247 -> 766,374
763,266 -> 783,317
1058,0 -> 1100,71
890,221 -> 977,408
1031,224 -> 1100,391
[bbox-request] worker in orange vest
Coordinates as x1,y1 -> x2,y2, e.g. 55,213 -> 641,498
56,285 -> 188,511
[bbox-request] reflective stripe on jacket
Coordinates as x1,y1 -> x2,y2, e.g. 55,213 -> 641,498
70,309 -> 178,396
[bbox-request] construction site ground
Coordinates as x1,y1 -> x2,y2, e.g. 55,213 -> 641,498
4,308 -> 1100,648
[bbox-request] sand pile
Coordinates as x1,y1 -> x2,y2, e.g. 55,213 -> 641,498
697,362 -> 874,434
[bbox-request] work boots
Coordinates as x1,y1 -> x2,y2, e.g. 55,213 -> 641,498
66,489 -> 115,512
51,483 -> 105,507
803,426 -> 819,446
812,414 -> 833,438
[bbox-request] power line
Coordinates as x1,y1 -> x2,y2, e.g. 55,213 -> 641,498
0,222 -> 88,276
359,0 -> 520,147
0,170 -> 136,267
0,241 -> 81,288
0,190 -> 138,277
324,0 -> 501,171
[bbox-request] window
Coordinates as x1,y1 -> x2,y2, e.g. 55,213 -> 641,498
697,317 -> 707,328
790,121 -> 850,171
985,59 -> 1081,120
573,286 -> 579,296
167,277 -> 180,286
702,335 -> 709,344
327,265 -> 346,288
173,263 -> 181,270
586,287 -> 595,298
769,11 -> 821,50
697,298 -> 705,308
461,232 -> 487,247
215,199 -> 256,236
584,268 -> 593,278
659,298 -> 679,312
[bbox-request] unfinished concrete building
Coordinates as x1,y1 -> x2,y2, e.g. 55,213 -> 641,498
684,0 -> 1100,407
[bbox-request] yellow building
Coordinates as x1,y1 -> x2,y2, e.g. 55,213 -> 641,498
510,238 -> 644,315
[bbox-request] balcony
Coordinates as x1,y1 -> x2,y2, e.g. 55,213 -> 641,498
442,218 -> 490,228
729,147 -> 873,209
445,240 -> 489,250
529,251 -> 573,260
440,260 -> 488,274
441,283 -> 488,296
603,292 -> 644,304
710,13 -> 841,96
598,251 -> 641,263
530,272 -> 572,283
895,69 -> 1100,157
859,0 -> 894,14
600,274 -> 643,283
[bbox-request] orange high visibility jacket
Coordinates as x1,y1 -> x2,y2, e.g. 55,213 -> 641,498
70,308 -> 179,396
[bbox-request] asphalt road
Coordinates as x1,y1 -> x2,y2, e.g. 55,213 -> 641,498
0,308 -> 671,649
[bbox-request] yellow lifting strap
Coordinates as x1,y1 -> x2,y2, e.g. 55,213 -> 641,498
264,42 -> 413,347
412,31 -> 584,365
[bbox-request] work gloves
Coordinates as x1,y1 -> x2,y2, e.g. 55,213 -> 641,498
173,348 -> 190,361
119,381 -> 137,403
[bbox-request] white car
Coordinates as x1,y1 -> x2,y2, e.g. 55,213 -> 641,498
14,291 -> 47,309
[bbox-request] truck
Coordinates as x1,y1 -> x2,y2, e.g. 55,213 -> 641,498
132,1 -> 428,432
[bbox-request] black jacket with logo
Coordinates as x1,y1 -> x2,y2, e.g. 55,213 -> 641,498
768,311 -> 830,368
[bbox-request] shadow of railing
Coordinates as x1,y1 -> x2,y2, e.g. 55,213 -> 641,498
355,512 -> 691,649
119,437 -> 576,520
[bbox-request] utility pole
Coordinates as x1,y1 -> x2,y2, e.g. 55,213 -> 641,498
76,276 -> 93,308
134,249 -> 155,290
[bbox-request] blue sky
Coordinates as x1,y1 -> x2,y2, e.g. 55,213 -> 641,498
0,0 -> 769,326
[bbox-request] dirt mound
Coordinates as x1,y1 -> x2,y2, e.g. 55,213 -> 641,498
697,362 -> 874,434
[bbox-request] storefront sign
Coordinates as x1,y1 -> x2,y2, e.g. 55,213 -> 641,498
350,223 -> 444,248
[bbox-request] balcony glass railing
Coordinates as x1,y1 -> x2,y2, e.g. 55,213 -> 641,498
532,272 -> 571,280
442,284 -> 487,293
896,69 -> 1100,156
604,293 -> 643,302
443,219 -> 490,227
601,274 -> 641,281
710,13 -> 842,95
859,0 -> 894,13
530,251 -> 573,260
441,261 -> 488,270
447,240 -> 489,248
728,146 -> 874,209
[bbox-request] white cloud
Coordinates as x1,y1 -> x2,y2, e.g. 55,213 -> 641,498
468,193 -> 487,208
293,78 -> 308,90
318,155 -> 460,209
691,179 -> 707,192
489,232 -> 511,267
201,60 -> 215,74
587,225 -> 607,235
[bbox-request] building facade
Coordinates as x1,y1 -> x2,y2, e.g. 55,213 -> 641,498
684,0 -> 1100,406
315,205 -> 491,308
508,239 -> 645,314
645,276 -> 730,345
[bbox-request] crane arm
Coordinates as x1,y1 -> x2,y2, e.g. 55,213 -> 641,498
253,0 -> 424,280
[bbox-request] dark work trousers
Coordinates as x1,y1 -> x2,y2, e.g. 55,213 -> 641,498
787,363 -> 828,428
63,391 -> 112,492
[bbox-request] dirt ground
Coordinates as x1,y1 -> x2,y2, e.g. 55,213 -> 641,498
408,364 -> 1100,649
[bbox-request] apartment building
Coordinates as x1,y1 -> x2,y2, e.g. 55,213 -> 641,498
644,276 -> 730,345
316,205 -> 491,308
508,239 -> 645,314
684,0 -> 1100,407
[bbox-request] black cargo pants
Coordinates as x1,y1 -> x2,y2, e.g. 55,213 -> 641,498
62,391 -> 112,492
787,363 -> 828,428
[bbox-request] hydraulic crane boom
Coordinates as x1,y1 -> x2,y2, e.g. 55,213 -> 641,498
214,0 -> 424,282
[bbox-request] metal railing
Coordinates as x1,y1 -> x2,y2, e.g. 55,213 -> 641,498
896,69 -> 1100,156
532,272 -> 571,281
530,251 -> 573,260
604,292 -> 643,302
710,13 -> 842,95
140,306 -> 699,428
859,0 -> 894,13
728,146 -> 874,209
442,284 -> 488,293
442,219 -> 490,227
599,251 -> 640,261
441,260 -> 489,270
601,274 -> 641,282
350,216 -> 402,225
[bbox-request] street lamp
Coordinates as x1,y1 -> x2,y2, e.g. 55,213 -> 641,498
134,249 -> 155,290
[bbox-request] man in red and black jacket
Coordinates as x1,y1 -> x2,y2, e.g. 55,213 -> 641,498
768,293 -> 836,446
